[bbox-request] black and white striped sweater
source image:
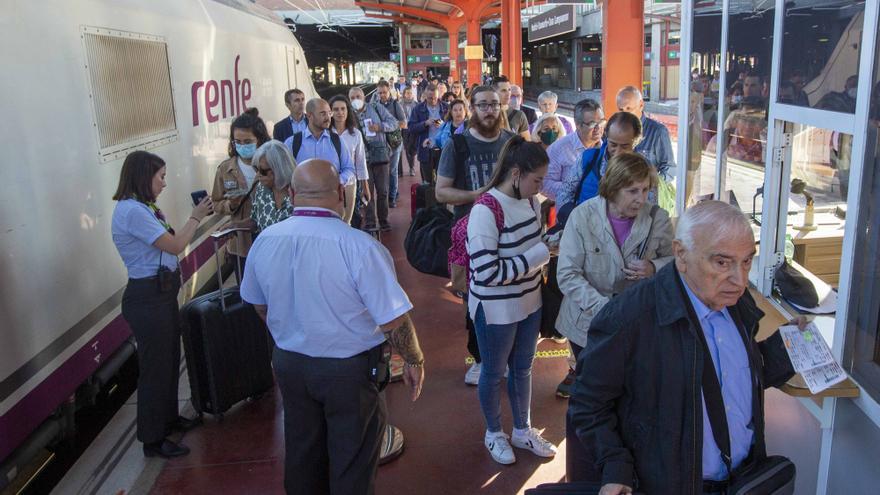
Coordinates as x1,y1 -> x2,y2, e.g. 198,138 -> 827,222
466,188 -> 550,325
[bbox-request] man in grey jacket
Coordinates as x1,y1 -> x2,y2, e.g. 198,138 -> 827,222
349,86 -> 399,232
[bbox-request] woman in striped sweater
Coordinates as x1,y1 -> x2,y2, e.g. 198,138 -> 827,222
467,136 -> 556,465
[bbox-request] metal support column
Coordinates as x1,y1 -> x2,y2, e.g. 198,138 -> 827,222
650,21 -> 661,101
601,0 -> 644,112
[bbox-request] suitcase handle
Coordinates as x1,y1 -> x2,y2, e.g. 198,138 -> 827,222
211,228 -> 250,311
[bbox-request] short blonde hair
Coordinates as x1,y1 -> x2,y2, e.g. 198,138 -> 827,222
598,152 -> 658,200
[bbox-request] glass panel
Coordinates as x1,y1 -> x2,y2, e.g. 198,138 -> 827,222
683,4 -> 722,207
847,30 -> 880,400
770,123 -> 851,327
778,1 -> 864,112
718,3 -> 775,236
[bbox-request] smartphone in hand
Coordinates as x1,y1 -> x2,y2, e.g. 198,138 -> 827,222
191,189 -> 208,206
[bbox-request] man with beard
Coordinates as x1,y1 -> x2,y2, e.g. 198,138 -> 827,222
435,85 -> 515,386
284,98 -> 355,192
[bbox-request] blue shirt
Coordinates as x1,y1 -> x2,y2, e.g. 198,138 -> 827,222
284,129 -> 356,186
240,207 -> 413,358
111,199 -> 178,279
557,142 -> 608,207
680,275 -> 754,481
635,116 -> 675,180
289,115 -> 308,137
543,131 -> 590,201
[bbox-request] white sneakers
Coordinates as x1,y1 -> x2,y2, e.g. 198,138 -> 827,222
511,427 -> 558,458
484,431 -> 516,464
485,428 -> 557,465
465,362 -> 481,385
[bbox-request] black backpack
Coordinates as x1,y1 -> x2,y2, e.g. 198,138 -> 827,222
290,131 -> 343,164
404,205 -> 453,277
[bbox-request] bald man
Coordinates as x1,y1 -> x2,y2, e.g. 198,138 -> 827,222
616,86 -> 675,181
241,159 -> 425,494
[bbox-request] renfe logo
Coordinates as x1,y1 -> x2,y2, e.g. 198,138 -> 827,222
191,55 -> 252,126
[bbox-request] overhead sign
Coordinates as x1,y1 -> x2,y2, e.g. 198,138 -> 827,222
390,53 -> 400,62
406,54 -> 449,64
464,45 -> 483,60
528,6 -> 577,43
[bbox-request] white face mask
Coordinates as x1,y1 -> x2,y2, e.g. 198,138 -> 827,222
351,98 -> 365,111
847,88 -> 858,99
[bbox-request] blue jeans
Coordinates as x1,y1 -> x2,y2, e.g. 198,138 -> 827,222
388,145 -> 402,202
473,304 -> 542,433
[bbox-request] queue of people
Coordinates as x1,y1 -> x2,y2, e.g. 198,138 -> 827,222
110,74 -> 805,495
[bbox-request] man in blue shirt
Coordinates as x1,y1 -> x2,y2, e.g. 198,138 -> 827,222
616,86 -> 675,180
284,98 -> 356,186
273,88 -> 308,143
568,201 -> 799,495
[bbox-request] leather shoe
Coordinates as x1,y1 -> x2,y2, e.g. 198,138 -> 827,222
167,415 -> 202,434
143,439 -> 190,458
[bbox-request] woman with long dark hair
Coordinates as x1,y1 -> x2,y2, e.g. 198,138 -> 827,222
210,108 -> 270,270
465,137 -> 557,465
329,95 -> 370,224
111,151 -> 213,458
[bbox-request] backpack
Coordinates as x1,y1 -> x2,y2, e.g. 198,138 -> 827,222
448,193 -> 505,276
290,131 -> 343,164
450,133 -> 471,191
404,205 -> 454,277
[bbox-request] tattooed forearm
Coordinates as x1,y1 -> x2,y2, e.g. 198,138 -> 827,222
384,314 -> 424,365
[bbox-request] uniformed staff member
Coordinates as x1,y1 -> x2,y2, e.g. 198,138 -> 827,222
241,159 -> 426,495
111,150 -> 211,458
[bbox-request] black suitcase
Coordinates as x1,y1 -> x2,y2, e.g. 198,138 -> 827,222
181,229 -> 274,418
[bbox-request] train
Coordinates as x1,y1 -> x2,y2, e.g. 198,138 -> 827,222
0,0 -> 316,484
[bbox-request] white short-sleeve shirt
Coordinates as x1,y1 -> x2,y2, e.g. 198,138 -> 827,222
240,207 -> 413,358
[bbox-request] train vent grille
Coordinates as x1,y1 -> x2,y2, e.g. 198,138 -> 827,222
81,27 -> 178,163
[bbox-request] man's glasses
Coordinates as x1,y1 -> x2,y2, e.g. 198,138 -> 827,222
256,167 -> 272,176
580,119 -> 607,131
474,102 -> 501,112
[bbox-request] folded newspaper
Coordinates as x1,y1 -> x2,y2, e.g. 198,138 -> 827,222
779,323 -> 847,394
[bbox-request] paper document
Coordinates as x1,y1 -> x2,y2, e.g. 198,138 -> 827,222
779,323 -> 846,394
364,118 -> 376,137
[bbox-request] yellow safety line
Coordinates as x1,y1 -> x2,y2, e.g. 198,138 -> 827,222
464,348 -> 570,365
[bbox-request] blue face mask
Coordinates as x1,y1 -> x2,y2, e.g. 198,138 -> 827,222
235,143 -> 257,159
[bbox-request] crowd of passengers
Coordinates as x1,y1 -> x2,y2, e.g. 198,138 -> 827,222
111,72 -> 807,495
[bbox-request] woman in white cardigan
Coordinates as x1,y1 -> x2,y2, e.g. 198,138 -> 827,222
554,152 -> 674,396
467,136 -> 557,465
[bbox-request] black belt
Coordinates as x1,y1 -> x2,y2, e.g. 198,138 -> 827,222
128,268 -> 181,282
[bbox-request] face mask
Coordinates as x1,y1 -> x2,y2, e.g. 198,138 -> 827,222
847,88 -> 858,99
731,95 -> 743,104
509,96 -> 521,110
351,98 -> 364,111
540,129 -> 559,145
235,142 -> 256,159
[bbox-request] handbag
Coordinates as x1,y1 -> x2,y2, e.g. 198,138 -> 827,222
365,138 -> 390,164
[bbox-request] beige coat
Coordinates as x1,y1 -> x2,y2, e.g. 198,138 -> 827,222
211,157 -> 253,257
555,196 -> 674,347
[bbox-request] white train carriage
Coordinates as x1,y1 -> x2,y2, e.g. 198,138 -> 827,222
0,0 -> 315,480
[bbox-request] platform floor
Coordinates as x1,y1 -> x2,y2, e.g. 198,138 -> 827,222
148,171 -> 572,494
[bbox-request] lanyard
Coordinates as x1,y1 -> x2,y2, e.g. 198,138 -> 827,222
292,209 -> 340,219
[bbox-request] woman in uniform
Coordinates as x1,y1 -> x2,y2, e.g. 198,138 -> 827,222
111,150 -> 214,458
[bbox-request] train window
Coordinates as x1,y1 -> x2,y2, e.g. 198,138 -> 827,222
81,27 -> 178,162
778,1 -> 865,112
845,34 -> 880,401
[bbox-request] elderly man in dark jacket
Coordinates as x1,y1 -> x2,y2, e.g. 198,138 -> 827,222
568,200 -> 798,495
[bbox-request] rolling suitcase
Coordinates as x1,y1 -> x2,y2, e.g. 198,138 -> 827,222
180,228 -> 274,418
